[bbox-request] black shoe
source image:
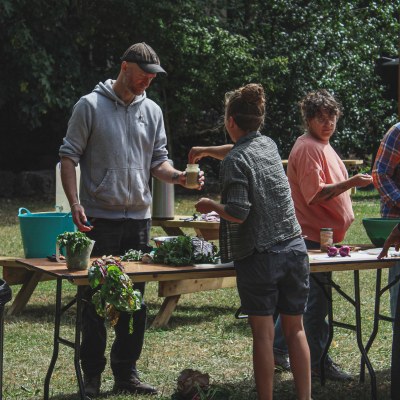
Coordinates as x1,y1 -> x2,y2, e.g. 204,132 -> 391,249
274,351 -> 291,372
113,375 -> 158,395
83,374 -> 101,397
312,359 -> 353,381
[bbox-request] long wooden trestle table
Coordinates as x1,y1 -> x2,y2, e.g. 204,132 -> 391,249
13,251 -> 399,400
1,215 -> 221,317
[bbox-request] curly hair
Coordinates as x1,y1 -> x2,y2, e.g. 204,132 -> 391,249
225,83 -> 265,132
299,89 -> 342,123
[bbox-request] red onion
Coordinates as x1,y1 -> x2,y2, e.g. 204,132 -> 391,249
339,245 -> 351,257
327,246 -> 338,257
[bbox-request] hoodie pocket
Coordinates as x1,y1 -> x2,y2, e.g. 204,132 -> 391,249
93,168 -> 151,208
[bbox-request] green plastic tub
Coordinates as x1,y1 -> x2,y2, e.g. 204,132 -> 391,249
18,208 -> 75,258
362,218 -> 400,247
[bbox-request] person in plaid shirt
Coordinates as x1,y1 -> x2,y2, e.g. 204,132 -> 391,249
372,122 -> 400,318
194,83 -> 311,400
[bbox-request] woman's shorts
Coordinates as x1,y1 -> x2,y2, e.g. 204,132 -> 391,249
234,236 -> 310,316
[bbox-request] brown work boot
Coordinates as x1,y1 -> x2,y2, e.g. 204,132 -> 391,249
113,375 -> 158,395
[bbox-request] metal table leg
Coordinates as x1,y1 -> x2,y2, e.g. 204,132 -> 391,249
360,269 -> 382,382
353,270 -> 377,400
74,286 -> 85,399
310,273 -> 333,386
361,270 -> 400,381
44,278 -> 62,400
312,271 -> 377,400
44,279 -> 87,400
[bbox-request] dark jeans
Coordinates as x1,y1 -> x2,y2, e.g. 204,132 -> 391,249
273,239 -> 331,368
81,217 -> 152,380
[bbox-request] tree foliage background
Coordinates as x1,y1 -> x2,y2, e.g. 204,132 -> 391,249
0,0 -> 399,172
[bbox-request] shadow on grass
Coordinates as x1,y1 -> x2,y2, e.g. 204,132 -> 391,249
169,368 -> 391,399
17,368 -> 392,400
7,300 -> 248,334
261,368 -> 391,400
170,379 -> 257,400
146,303 -> 244,329
5,297 -> 78,323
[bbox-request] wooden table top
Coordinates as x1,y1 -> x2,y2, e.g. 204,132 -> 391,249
15,258 -> 235,284
16,250 -> 398,285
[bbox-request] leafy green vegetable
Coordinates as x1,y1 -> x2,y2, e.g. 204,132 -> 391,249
120,249 -> 144,261
153,236 -> 219,266
88,256 -> 142,333
56,231 -> 92,253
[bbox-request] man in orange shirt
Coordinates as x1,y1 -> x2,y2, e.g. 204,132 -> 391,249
273,89 -> 372,380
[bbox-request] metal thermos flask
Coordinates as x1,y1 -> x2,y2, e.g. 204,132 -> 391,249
151,159 -> 175,220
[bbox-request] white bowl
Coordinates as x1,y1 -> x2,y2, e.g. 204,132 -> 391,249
152,236 -> 179,247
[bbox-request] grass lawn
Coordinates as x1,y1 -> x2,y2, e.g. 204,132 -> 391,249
0,189 -> 395,399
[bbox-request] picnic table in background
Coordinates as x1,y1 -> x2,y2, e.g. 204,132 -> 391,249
281,159 -> 364,169
282,159 -> 364,194
152,215 -> 220,241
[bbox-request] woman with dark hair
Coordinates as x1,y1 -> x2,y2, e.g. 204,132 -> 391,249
194,84 -> 311,400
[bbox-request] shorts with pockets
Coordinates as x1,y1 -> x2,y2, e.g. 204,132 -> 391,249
234,236 -> 310,316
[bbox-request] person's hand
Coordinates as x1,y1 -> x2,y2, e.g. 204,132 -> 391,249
350,173 -> 373,188
179,170 -> 205,190
195,197 -> 216,214
378,224 -> 400,259
188,147 -> 208,164
71,204 -> 93,232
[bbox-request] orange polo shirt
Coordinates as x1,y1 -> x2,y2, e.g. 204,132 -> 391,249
287,134 -> 354,244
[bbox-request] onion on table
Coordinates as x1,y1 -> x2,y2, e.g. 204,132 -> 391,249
327,245 -> 351,257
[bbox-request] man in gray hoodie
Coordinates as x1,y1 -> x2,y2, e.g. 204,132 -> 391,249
59,42 -> 202,397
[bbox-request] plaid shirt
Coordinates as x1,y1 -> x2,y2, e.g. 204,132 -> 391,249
219,132 -> 301,262
372,122 -> 400,217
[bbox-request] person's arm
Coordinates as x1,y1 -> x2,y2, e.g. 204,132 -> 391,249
310,173 -> 373,204
195,157 -> 250,224
188,145 -> 234,163
372,125 -> 400,206
195,197 -> 244,223
151,160 -> 204,189
378,224 -> 400,259
60,157 -> 92,232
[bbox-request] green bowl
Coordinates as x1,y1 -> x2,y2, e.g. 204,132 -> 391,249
362,218 -> 400,247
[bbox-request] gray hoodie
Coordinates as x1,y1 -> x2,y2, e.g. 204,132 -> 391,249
59,79 -> 168,219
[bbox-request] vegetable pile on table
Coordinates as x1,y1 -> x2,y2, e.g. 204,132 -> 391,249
153,235 -> 219,266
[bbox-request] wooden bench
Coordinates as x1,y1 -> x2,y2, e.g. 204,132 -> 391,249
152,215 -> 219,241
0,256 -> 56,315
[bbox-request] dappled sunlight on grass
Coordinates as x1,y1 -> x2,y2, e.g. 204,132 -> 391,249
0,190 -> 395,399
